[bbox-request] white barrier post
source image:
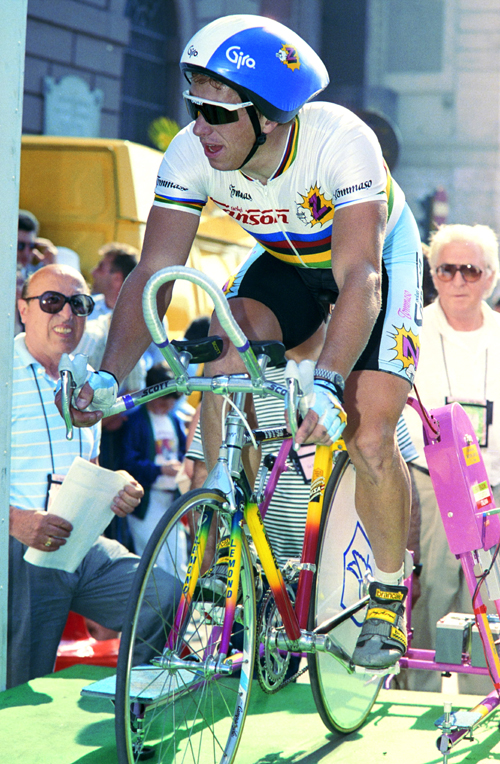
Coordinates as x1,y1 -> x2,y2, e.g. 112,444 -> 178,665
0,0 -> 28,691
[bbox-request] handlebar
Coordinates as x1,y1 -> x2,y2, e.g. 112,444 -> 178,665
59,266 -> 289,437
143,266 -> 262,381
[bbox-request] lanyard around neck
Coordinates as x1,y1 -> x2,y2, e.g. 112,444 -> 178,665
31,365 -> 82,473
439,334 -> 488,399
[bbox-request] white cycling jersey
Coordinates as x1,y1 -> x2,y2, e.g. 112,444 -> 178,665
153,101 -> 406,269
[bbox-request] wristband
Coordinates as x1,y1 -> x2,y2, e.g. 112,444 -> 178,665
314,368 -> 344,400
100,370 -> 120,386
314,374 -> 344,404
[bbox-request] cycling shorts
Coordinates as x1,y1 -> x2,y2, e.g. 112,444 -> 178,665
223,203 -> 422,385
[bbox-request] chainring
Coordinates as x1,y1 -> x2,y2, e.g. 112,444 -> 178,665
257,586 -> 295,693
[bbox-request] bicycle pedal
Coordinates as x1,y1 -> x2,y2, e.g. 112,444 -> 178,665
353,661 -> 400,677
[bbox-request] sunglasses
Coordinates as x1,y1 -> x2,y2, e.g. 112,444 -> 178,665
18,241 -> 37,252
435,263 -> 486,283
183,90 -> 253,125
23,290 -> 95,316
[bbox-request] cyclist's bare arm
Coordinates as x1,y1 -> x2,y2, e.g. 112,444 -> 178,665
61,205 -> 200,426
295,200 -> 387,446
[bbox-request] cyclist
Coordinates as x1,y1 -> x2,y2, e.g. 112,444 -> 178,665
65,15 -> 423,671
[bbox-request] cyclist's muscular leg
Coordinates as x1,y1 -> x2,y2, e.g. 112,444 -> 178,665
342,369 -> 411,571
201,296 -> 283,474
343,369 -> 411,669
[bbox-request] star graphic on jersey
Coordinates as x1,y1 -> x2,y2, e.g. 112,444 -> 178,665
298,185 -> 334,227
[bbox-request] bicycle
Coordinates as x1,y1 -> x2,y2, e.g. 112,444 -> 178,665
63,266 -> 500,764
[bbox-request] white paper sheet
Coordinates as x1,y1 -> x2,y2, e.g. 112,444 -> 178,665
24,457 -> 130,573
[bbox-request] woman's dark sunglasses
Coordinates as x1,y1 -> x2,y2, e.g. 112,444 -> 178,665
23,290 -> 95,316
435,263 -> 485,283
183,90 -> 253,125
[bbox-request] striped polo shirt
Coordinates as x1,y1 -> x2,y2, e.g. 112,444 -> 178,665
10,334 -> 100,510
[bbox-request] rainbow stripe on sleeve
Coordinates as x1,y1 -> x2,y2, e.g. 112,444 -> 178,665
154,193 -> 205,214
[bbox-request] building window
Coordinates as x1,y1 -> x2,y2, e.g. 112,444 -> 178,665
121,0 -> 179,146
385,0 -> 444,73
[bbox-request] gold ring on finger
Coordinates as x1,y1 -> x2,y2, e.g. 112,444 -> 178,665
45,538 -> 52,548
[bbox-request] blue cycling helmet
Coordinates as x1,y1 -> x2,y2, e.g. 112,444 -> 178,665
180,15 -> 329,124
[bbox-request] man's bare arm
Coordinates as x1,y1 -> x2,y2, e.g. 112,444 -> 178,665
295,200 -> 387,445
318,200 -> 387,376
64,205 -> 200,425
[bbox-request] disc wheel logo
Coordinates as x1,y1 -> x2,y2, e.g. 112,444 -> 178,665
341,522 -> 373,627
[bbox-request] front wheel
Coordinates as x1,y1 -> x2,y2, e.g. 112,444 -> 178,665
115,489 -> 257,764
308,452 -> 383,733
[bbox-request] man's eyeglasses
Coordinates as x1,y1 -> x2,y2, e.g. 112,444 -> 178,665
435,263 -> 486,283
23,290 -> 95,316
183,90 -> 253,125
18,241 -> 37,252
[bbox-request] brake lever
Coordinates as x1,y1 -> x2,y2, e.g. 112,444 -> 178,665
60,369 -> 76,441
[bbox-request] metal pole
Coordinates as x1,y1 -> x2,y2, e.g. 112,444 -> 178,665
0,0 -> 28,692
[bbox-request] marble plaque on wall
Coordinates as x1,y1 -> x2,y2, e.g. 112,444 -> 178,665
43,75 -> 104,137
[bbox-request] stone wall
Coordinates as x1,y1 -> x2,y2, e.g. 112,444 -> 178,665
367,0 -> 500,234
24,0 -> 130,138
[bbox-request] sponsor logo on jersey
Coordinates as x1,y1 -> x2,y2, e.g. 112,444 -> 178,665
214,200 -> 289,226
390,325 -> 420,381
229,184 -> 252,201
156,177 -> 188,191
187,45 -> 198,57
276,44 -> 301,71
226,46 -> 256,69
397,290 -> 412,320
334,180 -> 372,200
297,185 -> 334,227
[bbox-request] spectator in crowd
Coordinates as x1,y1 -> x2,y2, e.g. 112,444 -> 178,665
8,263 -> 177,688
404,223 -> 500,693
90,242 -> 139,320
120,364 -> 187,575
17,210 -> 40,274
16,211 -> 58,334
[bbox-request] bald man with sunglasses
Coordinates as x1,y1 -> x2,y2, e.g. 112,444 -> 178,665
7,264 -> 177,689
404,223 -> 500,693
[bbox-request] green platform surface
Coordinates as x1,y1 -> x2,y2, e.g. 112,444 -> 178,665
1,665 -> 500,764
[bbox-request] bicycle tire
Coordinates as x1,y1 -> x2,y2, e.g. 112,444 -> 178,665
115,488 -> 257,764
308,452 -> 383,733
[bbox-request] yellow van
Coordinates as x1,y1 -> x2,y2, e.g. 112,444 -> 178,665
20,136 -> 252,337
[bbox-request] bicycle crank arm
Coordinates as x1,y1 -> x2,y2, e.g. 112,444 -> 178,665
313,595 -> 370,635
272,629 -> 353,673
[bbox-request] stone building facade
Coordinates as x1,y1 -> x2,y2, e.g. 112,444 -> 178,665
366,0 -> 500,234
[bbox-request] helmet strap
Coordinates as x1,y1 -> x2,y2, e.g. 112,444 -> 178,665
238,106 -> 267,169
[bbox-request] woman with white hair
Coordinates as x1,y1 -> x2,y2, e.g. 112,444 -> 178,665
404,222 -> 500,692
